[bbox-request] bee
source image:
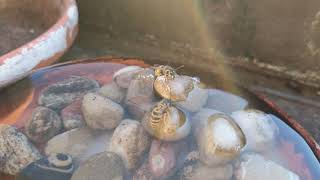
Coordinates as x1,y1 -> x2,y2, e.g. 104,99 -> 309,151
149,99 -> 170,129
153,65 -> 179,80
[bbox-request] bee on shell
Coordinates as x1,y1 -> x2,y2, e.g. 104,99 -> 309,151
142,99 -> 191,141
153,65 -> 177,80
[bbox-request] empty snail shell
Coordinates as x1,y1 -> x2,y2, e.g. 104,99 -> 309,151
195,112 -> 246,166
154,74 -> 194,102
142,100 -> 191,141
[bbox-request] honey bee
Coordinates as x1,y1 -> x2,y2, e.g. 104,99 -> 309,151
149,99 -> 170,129
153,65 -> 177,80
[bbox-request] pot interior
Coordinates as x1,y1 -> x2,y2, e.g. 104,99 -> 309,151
0,59 -> 319,179
0,0 -> 67,56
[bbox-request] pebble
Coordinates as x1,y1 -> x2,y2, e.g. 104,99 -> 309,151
45,127 -> 113,167
231,109 -> 279,152
16,153 -> 74,180
205,89 -> 248,114
82,92 -> 124,130
180,163 -> 233,180
25,106 -> 62,143
235,153 -> 300,180
99,82 -> 126,104
110,119 -> 151,170
0,124 -> 41,175
38,76 -> 99,111
113,66 -> 143,88
126,97 -> 156,120
176,81 -> 209,112
126,68 -> 156,103
61,99 -> 86,130
71,152 -> 125,180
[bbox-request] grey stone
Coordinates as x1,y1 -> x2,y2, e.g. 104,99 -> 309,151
38,76 -> 99,111
45,127 -> 113,167
25,106 -> 62,143
99,82 -> 126,104
71,152 -> 125,180
82,92 -> 124,130
110,119 -> 151,170
205,89 -> 248,114
0,124 -> 41,175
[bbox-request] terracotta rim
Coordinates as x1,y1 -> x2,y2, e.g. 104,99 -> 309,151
0,0 -> 78,89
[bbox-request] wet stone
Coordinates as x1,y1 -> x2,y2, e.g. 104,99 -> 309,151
235,153 -> 300,180
113,66 -> 143,88
71,152 -> 125,180
38,76 -> 100,111
82,92 -> 124,130
176,80 -> 209,113
231,109 -> 279,152
16,153 -> 74,180
205,89 -> 248,114
180,163 -> 233,180
0,124 -> 41,175
99,82 -> 126,104
25,106 -> 62,143
45,127 -> 113,167
110,119 -> 151,170
61,99 -> 86,130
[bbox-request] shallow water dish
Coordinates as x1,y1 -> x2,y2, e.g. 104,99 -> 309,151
0,57 -> 319,179
0,0 -> 78,89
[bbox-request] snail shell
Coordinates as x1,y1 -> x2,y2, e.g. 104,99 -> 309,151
154,75 -> 194,102
195,111 -> 246,166
142,100 -> 191,141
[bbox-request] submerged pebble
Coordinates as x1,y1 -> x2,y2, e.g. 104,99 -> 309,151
110,119 -> 151,170
99,82 -> 126,104
231,109 -> 279,152
82,92 -> 124,130
235,153 -> 300,180
180,163 -> 233,180
0,124 -> 41,175
38,76 -> 99,111
205,89 -> 248,114
71,152 -> 125,180
45,127 -> 113,167
25,106 -> 62,143
16,153 -> 74,180
113,66 -> 143,88
176,80 -> 209,112
61,99 -> 86,130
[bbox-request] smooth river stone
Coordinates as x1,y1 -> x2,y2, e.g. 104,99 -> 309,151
0,124 -> 41,175
205,89 -> 248,114
176,80 -> 209,113
231,109 -> 279,152
235,153 -> 300,180
82,92 -> 124,130
113,66 -> 143,88
45,127 -> 113,167
25,106 -> 62,143
61,99 -> 86,130
99,82 -> 126,104
110,119 -> 151,170
38,76 -> 99,111
180,163 -> 233,180
71,152 -> 125,180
